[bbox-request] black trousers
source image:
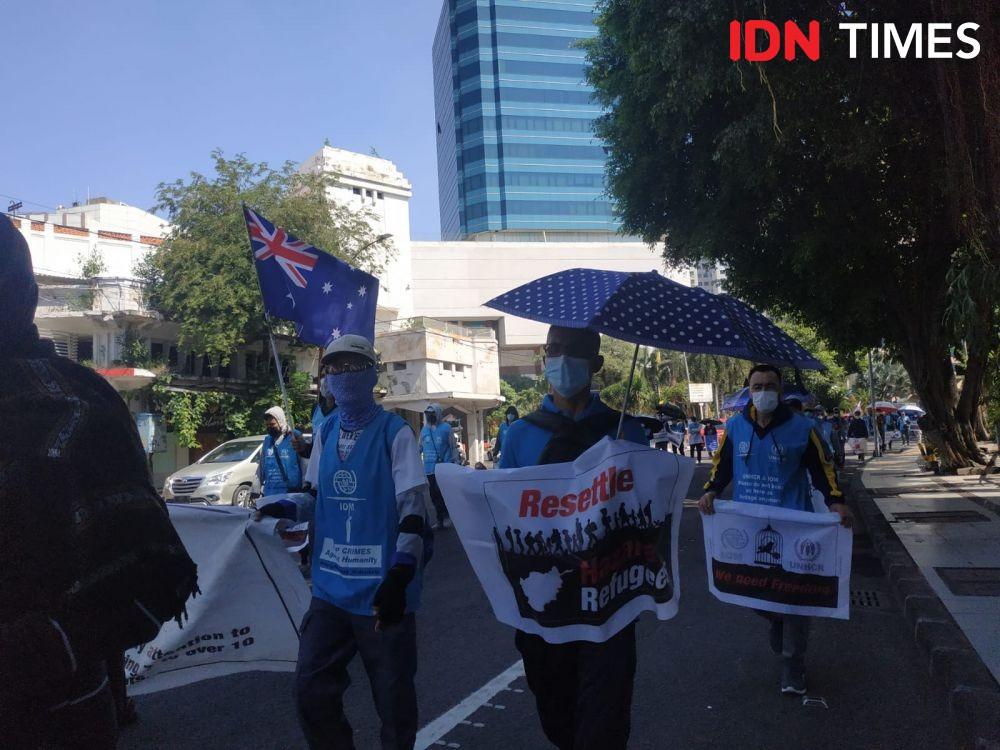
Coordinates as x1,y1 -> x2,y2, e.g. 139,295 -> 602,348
295,598 -> 418,750
515,623 -> 636,750
688,443 -> 704,462
426,473 -> 448,524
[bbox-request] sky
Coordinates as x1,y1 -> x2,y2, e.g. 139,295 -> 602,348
0,0 -> 446,239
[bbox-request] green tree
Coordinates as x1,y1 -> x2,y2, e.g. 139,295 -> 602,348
584,0 -> 998,468
150,370 -> 315,449
137,150 -> 394,364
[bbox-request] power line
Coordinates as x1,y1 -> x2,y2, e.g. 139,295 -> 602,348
0,192 -> 63,213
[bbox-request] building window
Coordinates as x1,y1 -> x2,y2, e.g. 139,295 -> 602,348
151,342 -> 164,361
443,362 -> 454,371
365,189 -> 374,198
377,192 -> 384,200
352,187 -> 362,195
77,337 -> 93,363
168,346 -> 178,367
245,352 -> 258,377
455,363 -> 466,373
392,361 -> 407,371
201,355 -> 212,377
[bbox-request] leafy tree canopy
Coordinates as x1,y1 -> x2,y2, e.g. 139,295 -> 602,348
585,0 -> 998,465
137,150 -> 394,364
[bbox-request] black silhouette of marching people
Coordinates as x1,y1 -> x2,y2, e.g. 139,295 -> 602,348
496,499 -> 656,557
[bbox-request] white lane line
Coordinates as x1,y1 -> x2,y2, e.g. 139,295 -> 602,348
415,660 -> 525,749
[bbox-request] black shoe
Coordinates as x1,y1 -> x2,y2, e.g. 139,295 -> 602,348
769,620 -> 783,655
781,662 -> 807,695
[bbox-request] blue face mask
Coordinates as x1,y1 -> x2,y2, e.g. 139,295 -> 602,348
544,355 -> 592,398
325,368 -> 379,430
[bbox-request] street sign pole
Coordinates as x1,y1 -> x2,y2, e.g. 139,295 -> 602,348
868,349 -> 881,457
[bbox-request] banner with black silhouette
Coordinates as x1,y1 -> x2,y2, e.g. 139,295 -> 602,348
436,439 -> 693,644
123,504 -> 311,695
702,501 -> 852,619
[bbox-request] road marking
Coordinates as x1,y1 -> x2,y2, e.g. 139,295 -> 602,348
416,661 -> 525,749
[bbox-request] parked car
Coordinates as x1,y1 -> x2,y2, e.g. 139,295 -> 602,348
163,436 -> 263,507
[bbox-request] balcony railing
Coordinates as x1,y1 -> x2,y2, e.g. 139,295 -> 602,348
375,316 -> 496,340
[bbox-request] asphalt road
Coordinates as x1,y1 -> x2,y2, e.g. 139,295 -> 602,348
121,463 -> 954,750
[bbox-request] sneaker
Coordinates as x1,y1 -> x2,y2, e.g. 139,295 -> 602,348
769,620 -> 783,655
781,663 -> 807,695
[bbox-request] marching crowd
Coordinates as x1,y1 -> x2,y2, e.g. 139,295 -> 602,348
3,213 -> 859,750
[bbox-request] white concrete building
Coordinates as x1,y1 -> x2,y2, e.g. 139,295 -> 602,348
300,145 -> 415,318
691,260 -> 727,295
14,199 -> 317,485
409,240 -> 686,375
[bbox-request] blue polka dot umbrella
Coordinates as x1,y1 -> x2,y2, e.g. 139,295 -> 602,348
485,269 -> 824,434
484,268 -> 824,368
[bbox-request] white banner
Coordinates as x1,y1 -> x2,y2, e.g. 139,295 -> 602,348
437,439 -> 693,644
702,501 -> 852,619
124,504 -> 311,695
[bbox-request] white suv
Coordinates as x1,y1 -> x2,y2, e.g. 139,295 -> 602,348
163,436 -> 264,507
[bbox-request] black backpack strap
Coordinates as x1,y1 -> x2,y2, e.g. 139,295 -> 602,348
522,409 -> 630,465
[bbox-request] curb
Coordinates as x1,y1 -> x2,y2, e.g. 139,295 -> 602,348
849,471 -> 1000,750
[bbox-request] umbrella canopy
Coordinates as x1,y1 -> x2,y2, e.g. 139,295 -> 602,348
655,402 -> 688,421
722,387 -> 750,411
700,418 -> 724,426
484,269 -> 825,369
898,404 -> 925,417
872,401 -> 898,413
634,416 -> 668,436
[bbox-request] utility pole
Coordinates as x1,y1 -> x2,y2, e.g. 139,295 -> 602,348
868,349 -> 881,457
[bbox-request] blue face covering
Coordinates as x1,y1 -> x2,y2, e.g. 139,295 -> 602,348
325,368 -> 380,431
544,355 -> 592,398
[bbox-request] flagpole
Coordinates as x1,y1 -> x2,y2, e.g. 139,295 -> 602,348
242,203 -> 293,429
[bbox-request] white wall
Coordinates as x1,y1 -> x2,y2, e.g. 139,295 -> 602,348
15,201 -> 168,280
300,146 -> 414,318
409,240 -> 688,348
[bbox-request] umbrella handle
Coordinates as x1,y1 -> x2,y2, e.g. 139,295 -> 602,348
617,343 -> 640,439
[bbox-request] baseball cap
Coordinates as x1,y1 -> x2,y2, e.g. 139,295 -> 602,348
322,334 -> 377,365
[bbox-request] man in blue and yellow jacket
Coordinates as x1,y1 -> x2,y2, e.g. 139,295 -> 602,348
698,364 -> 853,696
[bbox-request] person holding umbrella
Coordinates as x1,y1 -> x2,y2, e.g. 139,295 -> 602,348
703,420 -> 720,456
697,364 -> 853,696
498,325 -> 647,750
685,417 -> 705,463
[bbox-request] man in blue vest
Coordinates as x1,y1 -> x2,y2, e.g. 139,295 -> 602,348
294,378 -> 338,463
420,403 -> 458,530
257,406 -> 304,497
499,325 -> 648,750
698,364 -> 853,696
295,334 -> 429,750
494,405 -> 519,461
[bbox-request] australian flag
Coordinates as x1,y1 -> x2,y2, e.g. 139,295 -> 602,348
244,206 -> 379,346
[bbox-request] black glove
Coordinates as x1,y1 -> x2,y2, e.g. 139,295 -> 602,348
372,564 -> 414,630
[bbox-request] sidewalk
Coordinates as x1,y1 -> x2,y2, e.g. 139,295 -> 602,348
854,445 -> 1000,748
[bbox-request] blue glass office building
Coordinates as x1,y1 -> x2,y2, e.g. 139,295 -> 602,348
433,0 -> 619,241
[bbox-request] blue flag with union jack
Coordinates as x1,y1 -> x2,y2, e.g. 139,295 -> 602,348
244,206 -> 379,346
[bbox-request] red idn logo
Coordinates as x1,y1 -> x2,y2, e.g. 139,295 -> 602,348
730,20 -> 820,61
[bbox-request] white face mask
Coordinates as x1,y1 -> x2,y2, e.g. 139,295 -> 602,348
751,390 -> 780,414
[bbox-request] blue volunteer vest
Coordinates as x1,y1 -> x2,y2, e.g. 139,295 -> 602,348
420,422 -> 452,475
311,403 -> 336,443
314,410 -> 423,616
261,433 -> 302,496
726,412 -> 816,511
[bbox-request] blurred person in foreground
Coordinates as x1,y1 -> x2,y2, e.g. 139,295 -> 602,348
0,214 -> 199,748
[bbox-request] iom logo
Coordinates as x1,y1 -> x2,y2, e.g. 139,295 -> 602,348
333,469 -> 358,496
